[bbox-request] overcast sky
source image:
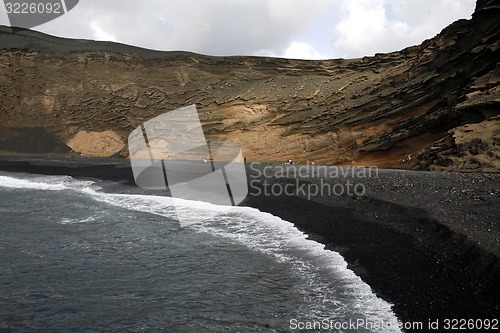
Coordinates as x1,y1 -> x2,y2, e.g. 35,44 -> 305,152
0,0 -> 476,59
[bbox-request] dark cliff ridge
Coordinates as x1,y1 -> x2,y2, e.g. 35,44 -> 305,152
0,0 -> 499,171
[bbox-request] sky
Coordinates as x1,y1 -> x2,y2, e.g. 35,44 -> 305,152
0,0 -> 477,59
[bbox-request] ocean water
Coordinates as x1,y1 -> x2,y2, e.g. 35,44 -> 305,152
0,172 -> 401,332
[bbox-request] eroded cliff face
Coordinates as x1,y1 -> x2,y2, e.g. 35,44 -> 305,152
0,0 -> 498,170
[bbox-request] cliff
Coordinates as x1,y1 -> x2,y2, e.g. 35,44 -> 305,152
0,0 -> 498,171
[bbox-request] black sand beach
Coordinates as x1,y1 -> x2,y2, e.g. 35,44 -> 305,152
1,156 -> 499,331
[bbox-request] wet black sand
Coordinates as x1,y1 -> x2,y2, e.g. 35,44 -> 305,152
1,156 -> 499,331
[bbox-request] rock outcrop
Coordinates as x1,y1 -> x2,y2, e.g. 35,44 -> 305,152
0,0 -> 498,171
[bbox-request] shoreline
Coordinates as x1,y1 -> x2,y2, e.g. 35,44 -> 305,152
1,156 -> 499,330
243,164 -> 500,326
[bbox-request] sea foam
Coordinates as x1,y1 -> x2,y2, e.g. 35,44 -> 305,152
0,172 -> 401,330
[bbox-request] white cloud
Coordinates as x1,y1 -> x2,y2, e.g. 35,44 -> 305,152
283,41 -> 329,60
331,0 -> 476,58
333,0 -> 409,57
90,22 -> 116,42
16,0 -> 332,56
0,0 -> 476,59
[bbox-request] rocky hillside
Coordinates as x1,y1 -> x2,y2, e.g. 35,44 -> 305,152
0,0 -> 498,171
